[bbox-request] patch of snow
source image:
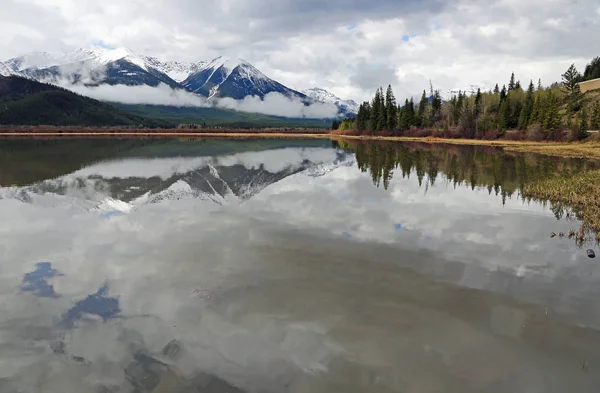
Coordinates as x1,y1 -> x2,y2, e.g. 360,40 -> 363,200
4,51 -> 65,71
302,87 -> 359,113
143,57 -> 209,82
0,62 -> 12,77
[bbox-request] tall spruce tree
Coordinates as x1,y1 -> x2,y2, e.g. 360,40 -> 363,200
474,88 -> 482,117
417,90 -> 428,127
357,101 -> 371,131
543,90 -> 561,131
592,101 -> 600,130
508,72 -> 516,91
579,105 -> 589,134
385,85 -> 398,131
500,85 -> 507,102
408,97 -> 416,126
562,63 -> 583,113
493,84 -> 500,94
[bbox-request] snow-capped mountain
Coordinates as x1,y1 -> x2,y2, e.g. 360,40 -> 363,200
0,62 -> 13,77
140,57 -> 209,83
5,51 -> 65,73
303,88 -> 359,114
182,56 -> 305,100
4,47 -> 358,115
0,148 -> 355,212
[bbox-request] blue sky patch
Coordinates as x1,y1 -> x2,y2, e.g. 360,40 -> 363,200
21,262 -> 63,298
92,40 -> 115,49
63,283 -> 120,326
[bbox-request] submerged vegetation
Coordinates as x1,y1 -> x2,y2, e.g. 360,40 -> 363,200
522,170 -> 600,238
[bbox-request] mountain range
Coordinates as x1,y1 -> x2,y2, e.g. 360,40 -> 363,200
1,47 -> 358,117
0,146 -> 355,212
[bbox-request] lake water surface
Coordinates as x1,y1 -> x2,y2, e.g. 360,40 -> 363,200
0,138 -> 599,393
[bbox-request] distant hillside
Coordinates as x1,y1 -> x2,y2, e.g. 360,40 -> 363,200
111,103 -> 333,129
0,75 -> 170,127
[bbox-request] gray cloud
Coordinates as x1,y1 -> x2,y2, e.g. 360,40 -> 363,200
1,0 -> 599,102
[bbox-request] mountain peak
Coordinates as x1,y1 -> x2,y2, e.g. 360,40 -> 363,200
302,87 -> 359,113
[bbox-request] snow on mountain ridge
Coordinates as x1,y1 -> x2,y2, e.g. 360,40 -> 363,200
5,51 -> 66,72
303,87 -> 359,113
0,62 -> 13,77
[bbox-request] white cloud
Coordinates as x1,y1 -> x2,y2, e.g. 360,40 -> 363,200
216,92 -> 339,118
60,82 -> 338,118
65,82 -> 210,107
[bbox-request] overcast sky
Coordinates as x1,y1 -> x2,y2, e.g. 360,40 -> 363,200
1,0 -> 599,102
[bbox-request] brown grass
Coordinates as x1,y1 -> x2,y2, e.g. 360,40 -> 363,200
522,169 -> 600,240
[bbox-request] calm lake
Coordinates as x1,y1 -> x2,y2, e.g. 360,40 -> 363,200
0,138 -> 599,393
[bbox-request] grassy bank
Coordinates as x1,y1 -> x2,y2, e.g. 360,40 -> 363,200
522,169 -> 600,239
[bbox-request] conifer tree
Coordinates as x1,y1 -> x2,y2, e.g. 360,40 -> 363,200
474,88 -> 482,117
385,85 -> 398,131
508,72 -> 516,91
357,102 -> 371,130
370,88 -> 383,131
592,101 -> 600,130
579,105 -> 589,133
493,84 -> 500,94
500,85 -> 507,102
530,93 -> 542,124
562,63 -> 583,113
515,80 -> 521,90
498,97 -> 510,131
417,90 -> 428,127
543,90 -> 561,131
537,79 -> 543,91
408,97 -> 416,127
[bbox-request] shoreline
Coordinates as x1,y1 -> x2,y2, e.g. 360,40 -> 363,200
1,130 -> 600,160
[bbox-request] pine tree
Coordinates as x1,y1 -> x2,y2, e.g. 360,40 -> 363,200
370,88 -> 383,131
515,80 -> 521,90
517,106 -> 528,129
530,93 -> 542,124
500,85 -> 507,102
508,72 -> 516,91
537,79 -> 543,91
562,63 -> 583,113
493,84 -> 500,94
518,80 -> 535,129
417,90 -> 428,127
592,101 -> 600,130
580,105 -> 589,133
431,90 -> 442,125
543,90 -> 561,131
357,101 -> 371,131
474,88 -> 482,117
378,87 -> 387,131
408,97 -> 416,126
399,99 -> 409,130
385,85 -> 398,131
498,97 -> 510,131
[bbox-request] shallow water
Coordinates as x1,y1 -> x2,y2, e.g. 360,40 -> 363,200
0,138 -> 599,392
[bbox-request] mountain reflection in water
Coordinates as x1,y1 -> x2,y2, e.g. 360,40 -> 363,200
0,138 -> 599,393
